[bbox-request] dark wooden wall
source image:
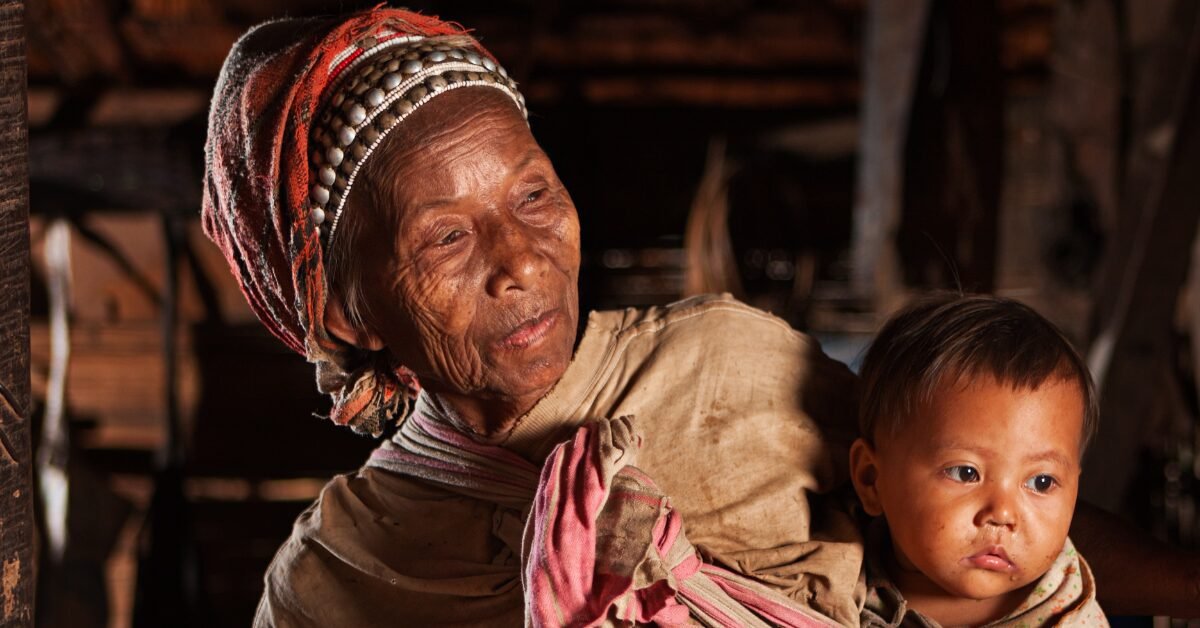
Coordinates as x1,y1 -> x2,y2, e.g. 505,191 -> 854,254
0,0 -> 35,624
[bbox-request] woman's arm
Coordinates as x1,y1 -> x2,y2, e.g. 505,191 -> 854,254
1071,501 -> 1200,618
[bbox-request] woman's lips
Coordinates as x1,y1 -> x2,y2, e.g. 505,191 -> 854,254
499,309 -> 560,349
963,546 -> 1016,572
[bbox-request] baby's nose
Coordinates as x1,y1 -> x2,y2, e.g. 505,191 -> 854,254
977,488 -> 1018,530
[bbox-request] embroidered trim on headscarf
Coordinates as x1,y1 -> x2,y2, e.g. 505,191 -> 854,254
307,34 -> 525,247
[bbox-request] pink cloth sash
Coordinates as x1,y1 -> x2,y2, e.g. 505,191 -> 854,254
524,415 -> 835,627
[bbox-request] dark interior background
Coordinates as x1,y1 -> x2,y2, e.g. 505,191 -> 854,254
24,1 -> 1200,626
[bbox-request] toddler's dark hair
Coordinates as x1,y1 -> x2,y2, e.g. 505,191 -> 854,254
858,294 -> 1098,451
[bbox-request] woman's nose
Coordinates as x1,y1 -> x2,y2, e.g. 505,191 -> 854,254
485,221 -> 545,297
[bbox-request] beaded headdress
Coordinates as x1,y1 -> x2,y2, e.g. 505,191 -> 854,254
307,30 -> 526,246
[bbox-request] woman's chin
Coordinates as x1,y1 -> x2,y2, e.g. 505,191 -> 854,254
500,344 -> 573,397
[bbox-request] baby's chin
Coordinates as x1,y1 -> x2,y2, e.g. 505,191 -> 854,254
933,567 -> 1039,602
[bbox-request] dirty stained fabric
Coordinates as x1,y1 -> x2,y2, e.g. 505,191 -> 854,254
523,414 -> 836,626
254,294 -> 866,627
860,523 -> 1108,627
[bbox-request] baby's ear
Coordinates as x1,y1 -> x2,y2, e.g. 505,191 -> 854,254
849,438 -> 884,517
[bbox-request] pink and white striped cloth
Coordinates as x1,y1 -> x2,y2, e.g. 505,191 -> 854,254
367,398 -> 838,627
368,395 -> 541,511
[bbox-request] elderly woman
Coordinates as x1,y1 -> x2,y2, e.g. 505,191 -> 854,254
203,8 -> 1198,628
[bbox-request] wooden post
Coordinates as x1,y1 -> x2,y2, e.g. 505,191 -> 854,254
852,0 -> 1003,308
896,0 -> 1004,295
0,0 -> 35,623
1082,1 -> 1200,511
851,0 -> 930,310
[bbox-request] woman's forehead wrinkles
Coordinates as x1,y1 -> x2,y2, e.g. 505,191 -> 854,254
380,127 -> 543,213
514,148 -> 547,173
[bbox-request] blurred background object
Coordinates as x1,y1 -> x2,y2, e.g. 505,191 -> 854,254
16,0 -> 1200,626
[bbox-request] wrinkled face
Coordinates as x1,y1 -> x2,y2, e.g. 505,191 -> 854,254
852,375 -> 1084,604
356,88 -> 581,410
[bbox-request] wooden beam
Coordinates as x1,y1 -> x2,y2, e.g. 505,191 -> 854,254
0,0 -> 34,623
572,76 -> 859,109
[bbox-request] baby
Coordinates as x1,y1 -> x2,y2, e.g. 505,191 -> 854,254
850,295 -> 1107,627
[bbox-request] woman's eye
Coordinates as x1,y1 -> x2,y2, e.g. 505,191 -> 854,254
944,465 -> 980,483
523,189 -> 546,205
439,229 -> 466,245
1024,474 -> 1057,494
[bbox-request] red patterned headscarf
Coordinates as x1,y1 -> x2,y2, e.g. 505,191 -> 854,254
201,8 -> 521,435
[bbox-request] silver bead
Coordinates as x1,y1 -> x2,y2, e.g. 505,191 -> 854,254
338,125 -> 356,146
383,73 -> 401,90
428,51 -> 447,63
498,65 -> 508,78
365,88 -> 385,108
402,59 -> 423,74
319,166 -> 336,186
327,146 -> 344,166
465,52 -> 480,65
482,57 -> 496,72
427,75 -> 447,91
347,104 -> 366,125
447,49 -> 464,60
312,206 -> 326,225
311,185 -> 330,205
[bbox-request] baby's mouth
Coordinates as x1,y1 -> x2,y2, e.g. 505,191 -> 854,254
963,546 -> 1016,572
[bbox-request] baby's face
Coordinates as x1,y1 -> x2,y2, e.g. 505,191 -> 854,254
853,375 -> 1084,602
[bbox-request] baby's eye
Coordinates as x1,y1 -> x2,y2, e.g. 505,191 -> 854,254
943,465 -> 980,483
1024,474 -> 1057,494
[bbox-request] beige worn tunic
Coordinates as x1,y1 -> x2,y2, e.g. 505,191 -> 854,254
255,295 -> 865,626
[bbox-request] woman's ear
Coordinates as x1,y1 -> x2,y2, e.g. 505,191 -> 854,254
850,437 -> 884,517
323,292 -> 386,351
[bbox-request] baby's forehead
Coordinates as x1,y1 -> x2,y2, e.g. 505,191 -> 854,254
882,375 -> 1087,460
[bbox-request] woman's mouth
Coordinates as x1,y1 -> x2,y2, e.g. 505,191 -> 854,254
963,546 -> 1016,572
499,309 -> 560,349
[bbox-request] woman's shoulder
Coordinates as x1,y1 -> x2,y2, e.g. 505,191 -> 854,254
579,293 -> 858,427
589,292 -> 811,348
257,468 -> 524,625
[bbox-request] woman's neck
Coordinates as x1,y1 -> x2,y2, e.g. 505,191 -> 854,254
428,387 -> 546,442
